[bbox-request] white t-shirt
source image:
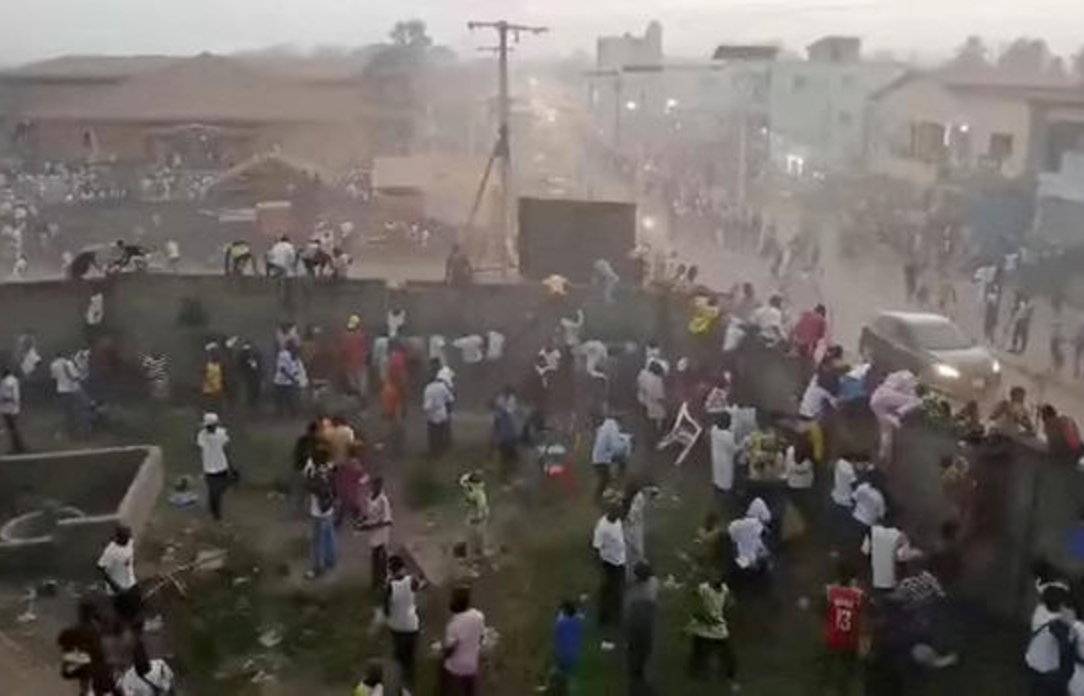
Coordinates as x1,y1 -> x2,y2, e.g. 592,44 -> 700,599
728,517 -> 766,569
428,335 -> 447,361
97,540 -> 136,592
486,331 -> 505,361
852,483 -> 886,527
387,575 -> 420,633
710,426 -> 738,491
581,340 -> 608,378
196,427 -> 230,475
593,516 -> 627,567
165,240 -> 180,260
267,240 -> 296,270
119,660 -> 174,696
0,374 -> 20,415
51,357 -> 80,394
799,380 -> 835,420
387,309 -> 406,338
637,369 -> 666,420
862,525 -> 904,590
444,608 -> 486,676
366,493 -> 393,548
423,380 -> 454,424
453,335 -> 485,364
784,446 -> 814,489
831,459 -> 857,507
561,312 -> 584,347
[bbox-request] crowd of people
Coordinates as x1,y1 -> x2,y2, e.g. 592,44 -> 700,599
2,195 -> 1082,695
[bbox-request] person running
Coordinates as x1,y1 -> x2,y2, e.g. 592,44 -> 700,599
820,562 -> 866,694
358,477 -> 392,590
626,561 -> 659,696
686,573 -> 740,692
0,366 -> 25,453
385,554 -> 423,691
553,599 -> 585,695
196,412 -> 232,521
592,411 -> 630,503
593,502 -> 627,647
424,363 -> 455,459
441,586 -> 486,696
97,524 -> 141,631
711,412 -> 739,512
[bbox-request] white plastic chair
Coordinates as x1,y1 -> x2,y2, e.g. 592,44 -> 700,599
657,401 -> 703,466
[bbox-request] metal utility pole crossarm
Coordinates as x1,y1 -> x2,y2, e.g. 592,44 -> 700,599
466,20 -> 548,273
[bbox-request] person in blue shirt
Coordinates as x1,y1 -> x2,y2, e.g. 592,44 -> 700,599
553,599 -> 585,695
592,412 -> 630,503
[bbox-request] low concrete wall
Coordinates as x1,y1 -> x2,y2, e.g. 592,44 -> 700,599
0,446 -> 162,579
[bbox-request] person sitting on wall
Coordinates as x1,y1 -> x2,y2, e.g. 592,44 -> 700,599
223,240 -> 256,276
106,240 -> 148,274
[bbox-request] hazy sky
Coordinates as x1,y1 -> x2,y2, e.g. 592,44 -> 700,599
2,0 -> 1084,66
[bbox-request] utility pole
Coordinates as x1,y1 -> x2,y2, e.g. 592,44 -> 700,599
467,20 -> 547,272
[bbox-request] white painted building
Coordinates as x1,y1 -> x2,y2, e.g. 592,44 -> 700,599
768,56 -> 904,171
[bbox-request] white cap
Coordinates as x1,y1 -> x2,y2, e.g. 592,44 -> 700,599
202,412 -> 220,427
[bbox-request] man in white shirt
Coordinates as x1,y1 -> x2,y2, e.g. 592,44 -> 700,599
593,505 -> 627,637
750,295 -> 786,345
359,477 -> 393,589
710,413 -> 738,506
442,587 -> 486,692
266,235 -> 296,277
831,458 -> 858,508
728,510 -> 768,571
637,361 -> 667,436
385,554 -> 423,690
0,367 -> 25,453
97,525 -> 141,627
799,375 -> 837,421
852,478 -> 887,529
50,354 -> 84,438
196,412 -> 231,521
561,308 -> 585,348
423,366 -> 455,459
272,345 -> 305,416
862,518 -> 916,591
452,335 -> 485,365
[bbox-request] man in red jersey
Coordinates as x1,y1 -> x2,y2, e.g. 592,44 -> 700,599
821,562 -> 866,694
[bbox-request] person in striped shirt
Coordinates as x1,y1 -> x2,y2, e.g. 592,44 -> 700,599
140,350 -> 170,402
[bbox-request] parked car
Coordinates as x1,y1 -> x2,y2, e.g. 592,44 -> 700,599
859,311 -> 1001,399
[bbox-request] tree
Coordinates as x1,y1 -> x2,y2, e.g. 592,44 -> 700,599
997,38 -> 1051,76
949,36 -> 990,71
1047,55 -> 1068,81
1073,47 -> 1084,80
389,19 -> 432,49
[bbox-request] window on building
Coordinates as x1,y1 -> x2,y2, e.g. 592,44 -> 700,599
910,121 -> 947,162
989,133 -> 1014,161
793,75 -> 807,92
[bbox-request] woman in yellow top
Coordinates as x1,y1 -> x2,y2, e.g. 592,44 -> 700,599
202,346 -> 225,412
